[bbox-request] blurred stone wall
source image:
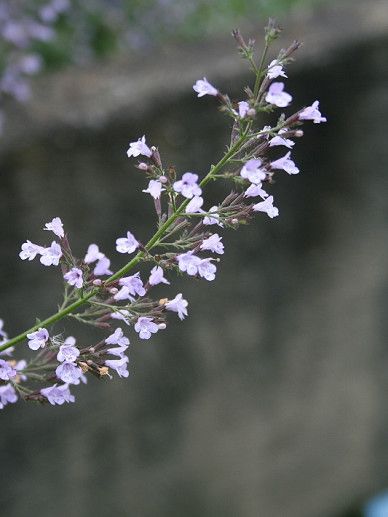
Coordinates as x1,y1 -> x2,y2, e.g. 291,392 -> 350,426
0,1 -> 388,516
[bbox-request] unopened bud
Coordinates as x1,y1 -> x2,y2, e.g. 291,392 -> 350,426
158,323 -> 167,330
93,279 -> 102,286
89,347 -> 95,354
247,108 -> 256,117
231,218 -> 239,225
137,162 -> 148,171
295,130 -> 304,137
109,287 -> 118,294
159,175 -> 168,184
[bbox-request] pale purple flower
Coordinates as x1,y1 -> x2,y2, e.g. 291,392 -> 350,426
0,359 -> 16,381
57,340 -> 80,363
84,243 -> 104,264
269,128 -> 295,149
116,231 -> 139,254
203,206 -> 223,227
27,328 -> 49,350
177,252 -> 201,276
238,101 -> 250,118
193,77 -> 218,97
0,384 -> 18,409
56,361 -> 83,384
40,241 -> 62,266
126,135 -> 152,158
265,82 -> 292,108
253,196 -> 279,218
143,179 -> 165,199
105,356 -> 129,378
105,327 -> 129,347
44,217 -> 64,238
64,267 -> 83,289
106,344 -> 128,358
198,258 -> 217,281
165,293 -> 188,321
185,196 -> 204,214
148,266 -> 170,286
173,172 -> 202,199
240,159 -> 267,184
19,240 -> 44,261
94,256 -> 113,276
200,234 -> 224,254
114,286 -> 132,301
110,310 -> 131,325
271,151 -> 299,175
15,359 -> 27,382
244,183 -> 269,199
40,384 -> 75,405
118,273 -> 146,298
267,60 -> 287,80
299,100 -> 327,123
134,317 -> 159,340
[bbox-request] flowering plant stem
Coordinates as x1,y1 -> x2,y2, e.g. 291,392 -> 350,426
0,130 -> 249,353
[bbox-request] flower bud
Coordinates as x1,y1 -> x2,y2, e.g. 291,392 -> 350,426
93,279 -> 102,286
137,162 -> 148,171
158,323 -> 167,330
159,175 -> 168,184
109,287 -> 118,294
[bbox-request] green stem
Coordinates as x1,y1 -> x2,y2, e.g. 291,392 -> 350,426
0,133 -> 248,352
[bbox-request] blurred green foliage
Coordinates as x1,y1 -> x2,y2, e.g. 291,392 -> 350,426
34,0 -> 326,69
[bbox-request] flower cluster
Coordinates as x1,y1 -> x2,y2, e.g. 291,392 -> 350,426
0,20 -> 326,410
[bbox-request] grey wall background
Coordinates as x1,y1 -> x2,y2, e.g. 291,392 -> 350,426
1,1 -> 388,516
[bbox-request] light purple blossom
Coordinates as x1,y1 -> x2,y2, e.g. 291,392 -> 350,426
84,244 -> 104,264
193,77 -> 218,97
64,267 -> 83,289
0,384 -> 18,410
118,273 -> 146,298
57,340 -> 80,363
105,356 -> 129,378
253,196 -> 279,218
165,293 -> 188,320
244,183 -> 268,199
0,359 -> 16,381
116,231 -> 139,254
200,234 -> 224,254
19,240 -> 44,261
240,159 -> 267,184
299,100 -> 327,123
269,128 -> 295,149
40,384 -> 75,405
238,101 -> 250,118
134,317 -> 159,340
105,327 -> 129,347
271,151 -> 299,175
142,179 -> 165,199
177,251 -> 201,276
27,328 -> 49,350
185,196 -> 204,214
267,60 -> 287,80
265,82 -> 292,108
203,206 -> 223,226
173,172 -> 202,199
94,256 -> 113,276
198,258 -> 217,281
126,135 -> 152,158
56,361 -> 83,384
44,217 -> 64,238
148,266 -> 170,286
106,344 -> 128,358
15,360 -> 27,381
40,241 -> 62,266
110,310 -> 131,325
